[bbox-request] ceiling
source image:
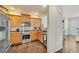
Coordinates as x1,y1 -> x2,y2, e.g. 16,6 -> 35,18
63,5 -> 79,17
3,5 -> 79,18
3,5 -> 48,18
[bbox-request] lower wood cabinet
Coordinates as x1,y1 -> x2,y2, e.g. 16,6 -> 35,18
10,32 -> 21,45
37,31 -> 44,42
31,31 -> 38,41
10,31 -> 43,45
31,31 -> 44,42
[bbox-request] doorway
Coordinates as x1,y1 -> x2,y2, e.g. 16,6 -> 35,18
63,17 -> 79,53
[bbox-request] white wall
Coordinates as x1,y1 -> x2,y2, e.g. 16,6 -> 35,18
63,6 -> 79,36
41,15 -> 47,29
47,5 -> 63,52
63,6 -> 79,17
64,18 -> 69,36
68,18 -> 77,35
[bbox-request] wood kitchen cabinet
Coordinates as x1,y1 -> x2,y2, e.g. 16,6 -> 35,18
21,14 -> 31,22
7,14 -> 22,27
31,31 -> 44,42
31,31 -> 38,41
7,14 -> 31,27
31,17 -> 41,27
10,32 -> 21,45
37,31 -> 44,42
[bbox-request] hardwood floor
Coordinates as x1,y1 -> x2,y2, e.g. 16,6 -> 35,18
7,40 -> 47,53
7,35 -> 79,53
57,35 -> 79,53
63,36 -> 77,53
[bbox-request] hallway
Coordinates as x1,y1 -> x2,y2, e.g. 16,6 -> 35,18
58,36 -> 79,53
63,36 -> 77,53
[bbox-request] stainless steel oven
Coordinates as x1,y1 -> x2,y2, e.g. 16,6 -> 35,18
22,32 -> 31,43
21,22 -> 31,43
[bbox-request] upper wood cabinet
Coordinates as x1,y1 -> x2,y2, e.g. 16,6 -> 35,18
31,17 -> 41,27
7,13 -> 41,27
21,14 -> 30,22
7,14 -> 22,27
7,14 -> 31,27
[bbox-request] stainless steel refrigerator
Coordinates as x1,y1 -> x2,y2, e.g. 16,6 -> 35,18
0,13 -> 10,53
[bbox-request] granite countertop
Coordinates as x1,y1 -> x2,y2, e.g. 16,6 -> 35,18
10,30 -> 47,35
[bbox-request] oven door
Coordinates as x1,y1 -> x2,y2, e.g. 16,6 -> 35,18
22,33 -> 31,43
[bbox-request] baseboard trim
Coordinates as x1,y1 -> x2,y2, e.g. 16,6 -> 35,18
55,48 -> 63,53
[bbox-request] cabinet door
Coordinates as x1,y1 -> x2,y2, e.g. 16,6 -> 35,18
31,31 -> 38,41
31,18 -> 41,27
36,19 -> 41,27
38,31 -> 44,42
8,15 -> 15,26
21,15 -> 30,22
14,16 -> 21,26
10,32 -> 21,45
7,15 -> 22,27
